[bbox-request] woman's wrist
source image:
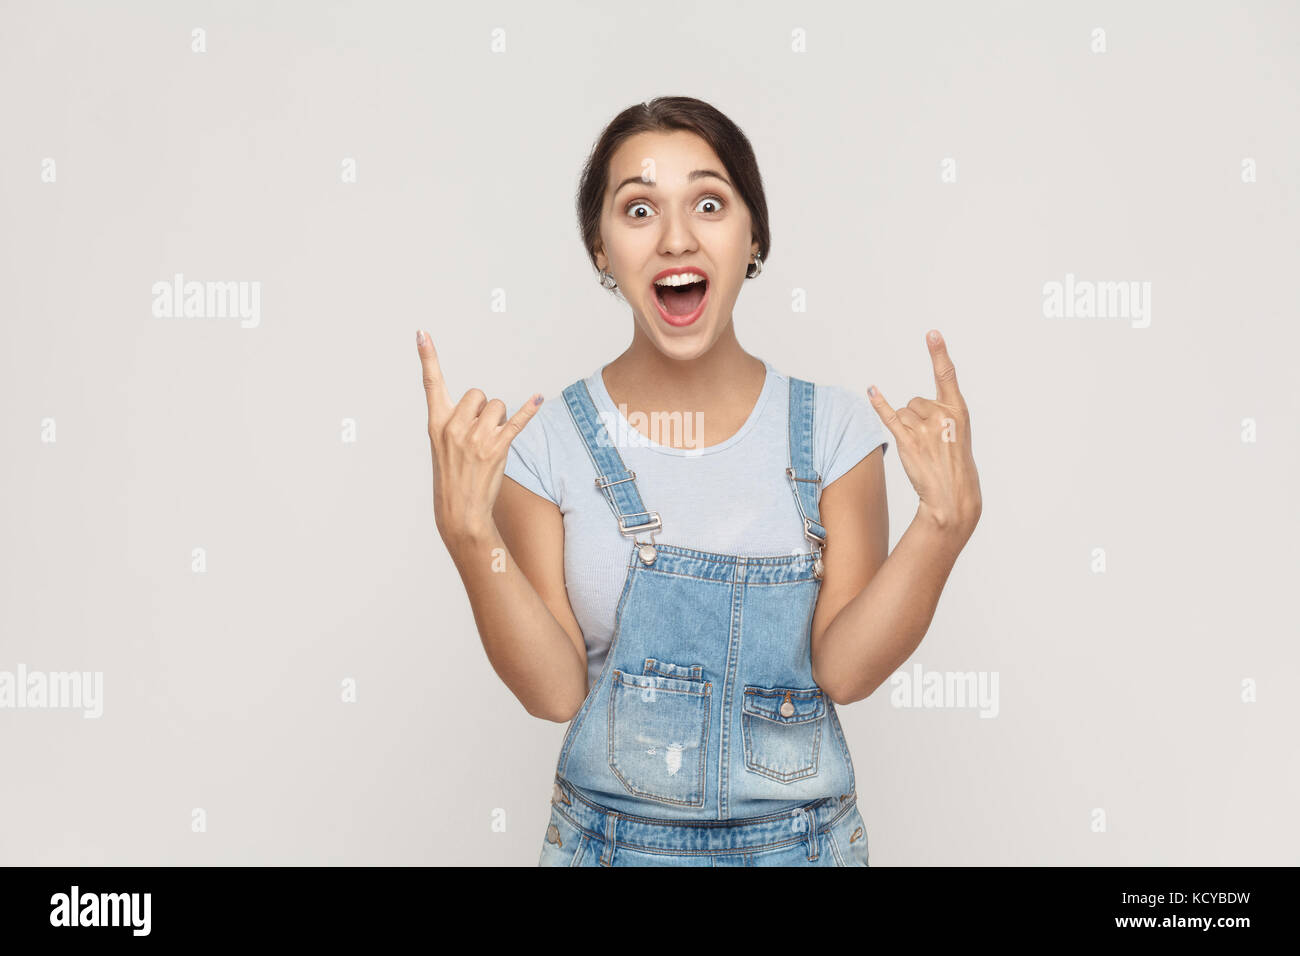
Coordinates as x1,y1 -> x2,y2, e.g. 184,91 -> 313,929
439,516 -> 501,555
913,502 -> 974,556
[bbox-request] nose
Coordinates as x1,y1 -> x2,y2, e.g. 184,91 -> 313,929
657,203 -> 698,257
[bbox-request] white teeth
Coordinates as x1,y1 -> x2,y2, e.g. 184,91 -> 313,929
653,273 -> 707,287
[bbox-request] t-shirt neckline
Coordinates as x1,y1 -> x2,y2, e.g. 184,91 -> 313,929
589,358 -> 777,458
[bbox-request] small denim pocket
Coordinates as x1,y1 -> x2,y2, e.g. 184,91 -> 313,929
609,665 -> 711,807
740,685 -> 825,783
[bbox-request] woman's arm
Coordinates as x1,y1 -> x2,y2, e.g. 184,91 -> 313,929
440,479 -> 587,724
810,452 -> 966,704
810,330 -> 982,704
444,492 -> 589,723
418,331 -> 586,723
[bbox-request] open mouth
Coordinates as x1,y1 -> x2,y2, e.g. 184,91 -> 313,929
651,271 -> 709,326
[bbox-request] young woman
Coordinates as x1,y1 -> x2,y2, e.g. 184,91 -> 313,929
416,96 -> 982,867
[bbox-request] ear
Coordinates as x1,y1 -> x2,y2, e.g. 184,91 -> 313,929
594,243 -> 607,272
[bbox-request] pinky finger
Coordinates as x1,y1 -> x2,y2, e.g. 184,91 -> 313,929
867,384 -> 902,439
497,392 -> 545,449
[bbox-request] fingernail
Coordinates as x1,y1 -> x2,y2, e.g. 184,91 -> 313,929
533,394 -> 544,406
416,330 -> 425,346
867,385 -> 875,397
928,330 -> 939,343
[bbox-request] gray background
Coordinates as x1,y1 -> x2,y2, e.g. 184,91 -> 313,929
2,0 -> 1297,865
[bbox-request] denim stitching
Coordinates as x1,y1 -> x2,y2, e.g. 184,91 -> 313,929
607,673 -> 711,808
639,542 -> 814,566
826,827 -> 847,866
548,790 -> 860,856
553,781 -> 854,831
740,686 -> 825,783
643,658 -> 704,681
634,567 -> 818,586
570,833 -> 588,867
741,712 -> 823,783
614,671 -> 712,697
557,565 -> 638,778
823,699 -> 856,795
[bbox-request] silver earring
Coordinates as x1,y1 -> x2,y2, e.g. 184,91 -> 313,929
746,251 -> 763,279
598,269 -> 618,290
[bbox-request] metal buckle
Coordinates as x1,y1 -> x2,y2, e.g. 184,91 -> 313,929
807,524 -> 826,580
595,470 -> 662,564
595,471 -> 637,489
620,512 -> 661,565
803,517 -> 826,545
617,511 -> 662,537
785,466 -> 822,484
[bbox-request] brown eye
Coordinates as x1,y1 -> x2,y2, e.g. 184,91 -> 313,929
626,202 -> 652,218
696,196 -> 724,214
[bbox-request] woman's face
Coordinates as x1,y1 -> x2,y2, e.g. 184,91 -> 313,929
594,130 -> 757,361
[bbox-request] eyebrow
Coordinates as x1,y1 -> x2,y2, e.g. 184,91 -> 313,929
611,169 -> 733,204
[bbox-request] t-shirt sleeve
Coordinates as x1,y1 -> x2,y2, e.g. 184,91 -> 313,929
816,384 -> 891,490
503,406 -> 559,505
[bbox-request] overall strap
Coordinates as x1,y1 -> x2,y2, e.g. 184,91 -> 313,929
786,377 -> 826,571
562,378 -> 662,541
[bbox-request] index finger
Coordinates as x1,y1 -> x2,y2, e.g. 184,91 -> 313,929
926,329 -> 964,408
416,329 -> 454,430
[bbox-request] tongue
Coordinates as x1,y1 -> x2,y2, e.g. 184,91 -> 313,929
658,282 -> 705,316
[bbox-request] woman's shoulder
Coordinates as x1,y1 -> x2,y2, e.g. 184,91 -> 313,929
513,387 -> 573,448
504,386 -> 581,506
814,380 -> 873,416
766,361 -> 870,418
511,368 -> 601,451
776,368 -> 890,487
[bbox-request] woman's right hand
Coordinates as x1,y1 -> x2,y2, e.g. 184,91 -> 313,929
417,329 -> 543,545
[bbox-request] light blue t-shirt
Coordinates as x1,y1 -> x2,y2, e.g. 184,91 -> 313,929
504,357 -> 891,693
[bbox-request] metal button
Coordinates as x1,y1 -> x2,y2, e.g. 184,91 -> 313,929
780,692 -> 795,718
545,824 -> 561,846
638,543 -> 657,564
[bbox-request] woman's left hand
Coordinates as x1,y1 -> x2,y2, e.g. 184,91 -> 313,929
867,329 -> 982,544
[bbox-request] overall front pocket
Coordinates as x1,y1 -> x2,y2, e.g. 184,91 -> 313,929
609,668 -> 712,807
741,685 -> 826,783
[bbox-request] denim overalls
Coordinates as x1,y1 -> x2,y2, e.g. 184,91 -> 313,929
538,373 -> 870,867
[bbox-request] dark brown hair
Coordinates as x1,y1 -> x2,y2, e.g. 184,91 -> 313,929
576,96 -> 771,285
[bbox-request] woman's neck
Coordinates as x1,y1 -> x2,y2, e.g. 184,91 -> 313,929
601,328 -> 767,450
